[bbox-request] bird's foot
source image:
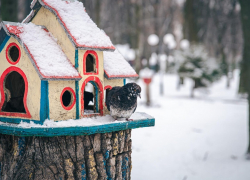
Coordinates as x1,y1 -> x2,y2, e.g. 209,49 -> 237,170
126,118 -> 133,121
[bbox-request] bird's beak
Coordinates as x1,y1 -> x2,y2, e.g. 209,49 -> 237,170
138,93 -> 141,98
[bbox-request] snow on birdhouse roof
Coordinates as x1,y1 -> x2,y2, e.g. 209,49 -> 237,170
103,49 -> 138,79
2,22 -> 81,80
26,0 -> 115,51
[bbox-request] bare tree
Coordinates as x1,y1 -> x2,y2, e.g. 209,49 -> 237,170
238,0 -> 250,156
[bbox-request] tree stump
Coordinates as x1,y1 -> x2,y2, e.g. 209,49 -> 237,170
0,130 -> 132,180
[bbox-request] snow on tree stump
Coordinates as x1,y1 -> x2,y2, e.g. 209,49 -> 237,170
0,112 -> 154,180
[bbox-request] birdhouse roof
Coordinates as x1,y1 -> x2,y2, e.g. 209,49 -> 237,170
24,0 -> 115,51
103,50 -> 138,79
1,21 -> 81,80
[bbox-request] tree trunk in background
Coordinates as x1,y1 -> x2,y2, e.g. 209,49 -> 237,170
183,0 -> 199,43
238,0 -> 250,154
18,0 -> 32,22
95,0 -> 101,27
1,0 -> 17,22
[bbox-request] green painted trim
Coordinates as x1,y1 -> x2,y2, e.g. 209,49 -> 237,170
0,118 -> 155,137
75,81 -> 79,119
123,79 -> 126,85
75,49 -> 79,69
40,81 -> 49,123
75,49 -> 80,119
0,117 -> 42,124
0,35 -> 10,53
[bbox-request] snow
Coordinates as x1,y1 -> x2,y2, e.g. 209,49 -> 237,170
180,39 -> 190,50
163,33 -> 177,49
168,55 -> 175,63
149,53 -> 158,66
42,0 -> 114,48
147,34 -> 159,46
128,70 -> 250,180
159,54 -> 167,62
13,112 -> 150,128
115,44 -> 136,61
103,49 -> 137,77
139,68 -> 154,79
18,23 -> 79,77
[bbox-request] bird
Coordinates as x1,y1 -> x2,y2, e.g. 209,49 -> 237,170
106,83 -> 141,121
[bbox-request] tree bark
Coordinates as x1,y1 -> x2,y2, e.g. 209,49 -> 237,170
0,130 -> 132,179
239,0 -> 250,154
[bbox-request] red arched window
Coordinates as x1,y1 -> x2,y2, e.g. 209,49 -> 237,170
81,76 -> 103,117
0,66 -> 31,118
83,50 -> 99,75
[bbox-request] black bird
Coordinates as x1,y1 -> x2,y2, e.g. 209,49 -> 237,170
106,83 -> 141,121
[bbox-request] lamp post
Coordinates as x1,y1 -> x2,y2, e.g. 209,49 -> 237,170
157,33 -> 176,96
158,54 -> 167,95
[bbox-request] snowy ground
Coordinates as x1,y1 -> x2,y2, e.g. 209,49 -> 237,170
130,70 -> 250,180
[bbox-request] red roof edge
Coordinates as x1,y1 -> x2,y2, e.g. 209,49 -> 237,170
104,70 -> 138,79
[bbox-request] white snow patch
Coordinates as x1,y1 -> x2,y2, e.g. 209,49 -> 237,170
115,44 -> 136,61
180,39 -> 190,50
103,49 -> 137,77
149,53 -> 158,66
128,70 -> 250,180
163,33 -> 177,49
43,0 -> 114,48
139,68 -> 154,79
147,34 -> 159,46
19,23 -> 79,77
15,112 -> 150,128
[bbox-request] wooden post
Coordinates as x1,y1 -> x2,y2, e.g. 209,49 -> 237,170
146,84 -> 150,106
143,78 -> 152,106
0,130 -> 132,180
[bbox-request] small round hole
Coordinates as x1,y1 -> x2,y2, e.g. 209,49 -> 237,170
61,87 -> 76,110
62,90 -> 72,107
9,46 -> 19,62
6,43 -> 21,65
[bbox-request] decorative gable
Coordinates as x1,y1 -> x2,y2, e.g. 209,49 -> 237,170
1,21 -> 81,80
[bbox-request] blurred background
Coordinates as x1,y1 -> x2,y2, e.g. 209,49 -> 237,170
1,0 -> 250,179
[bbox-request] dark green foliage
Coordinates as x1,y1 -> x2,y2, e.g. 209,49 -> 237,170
176,45 -> 221,91
1,0 -> 17,22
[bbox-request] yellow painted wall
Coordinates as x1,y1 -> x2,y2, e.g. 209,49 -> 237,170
0,37 -> 41,120
78,50 -> 105,117
77,49 -> 124,116
31,7 -> 75,66
30,7 -> 125,119
104,78 -> 123,87
48,81 -> 76,121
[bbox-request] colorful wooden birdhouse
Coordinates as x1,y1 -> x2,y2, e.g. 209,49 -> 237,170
0,0 -> 139,124
0,1 -> 155,179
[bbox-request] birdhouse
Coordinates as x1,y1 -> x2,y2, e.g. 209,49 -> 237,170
0,0 -> 141,124
0,1 -> 155,179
